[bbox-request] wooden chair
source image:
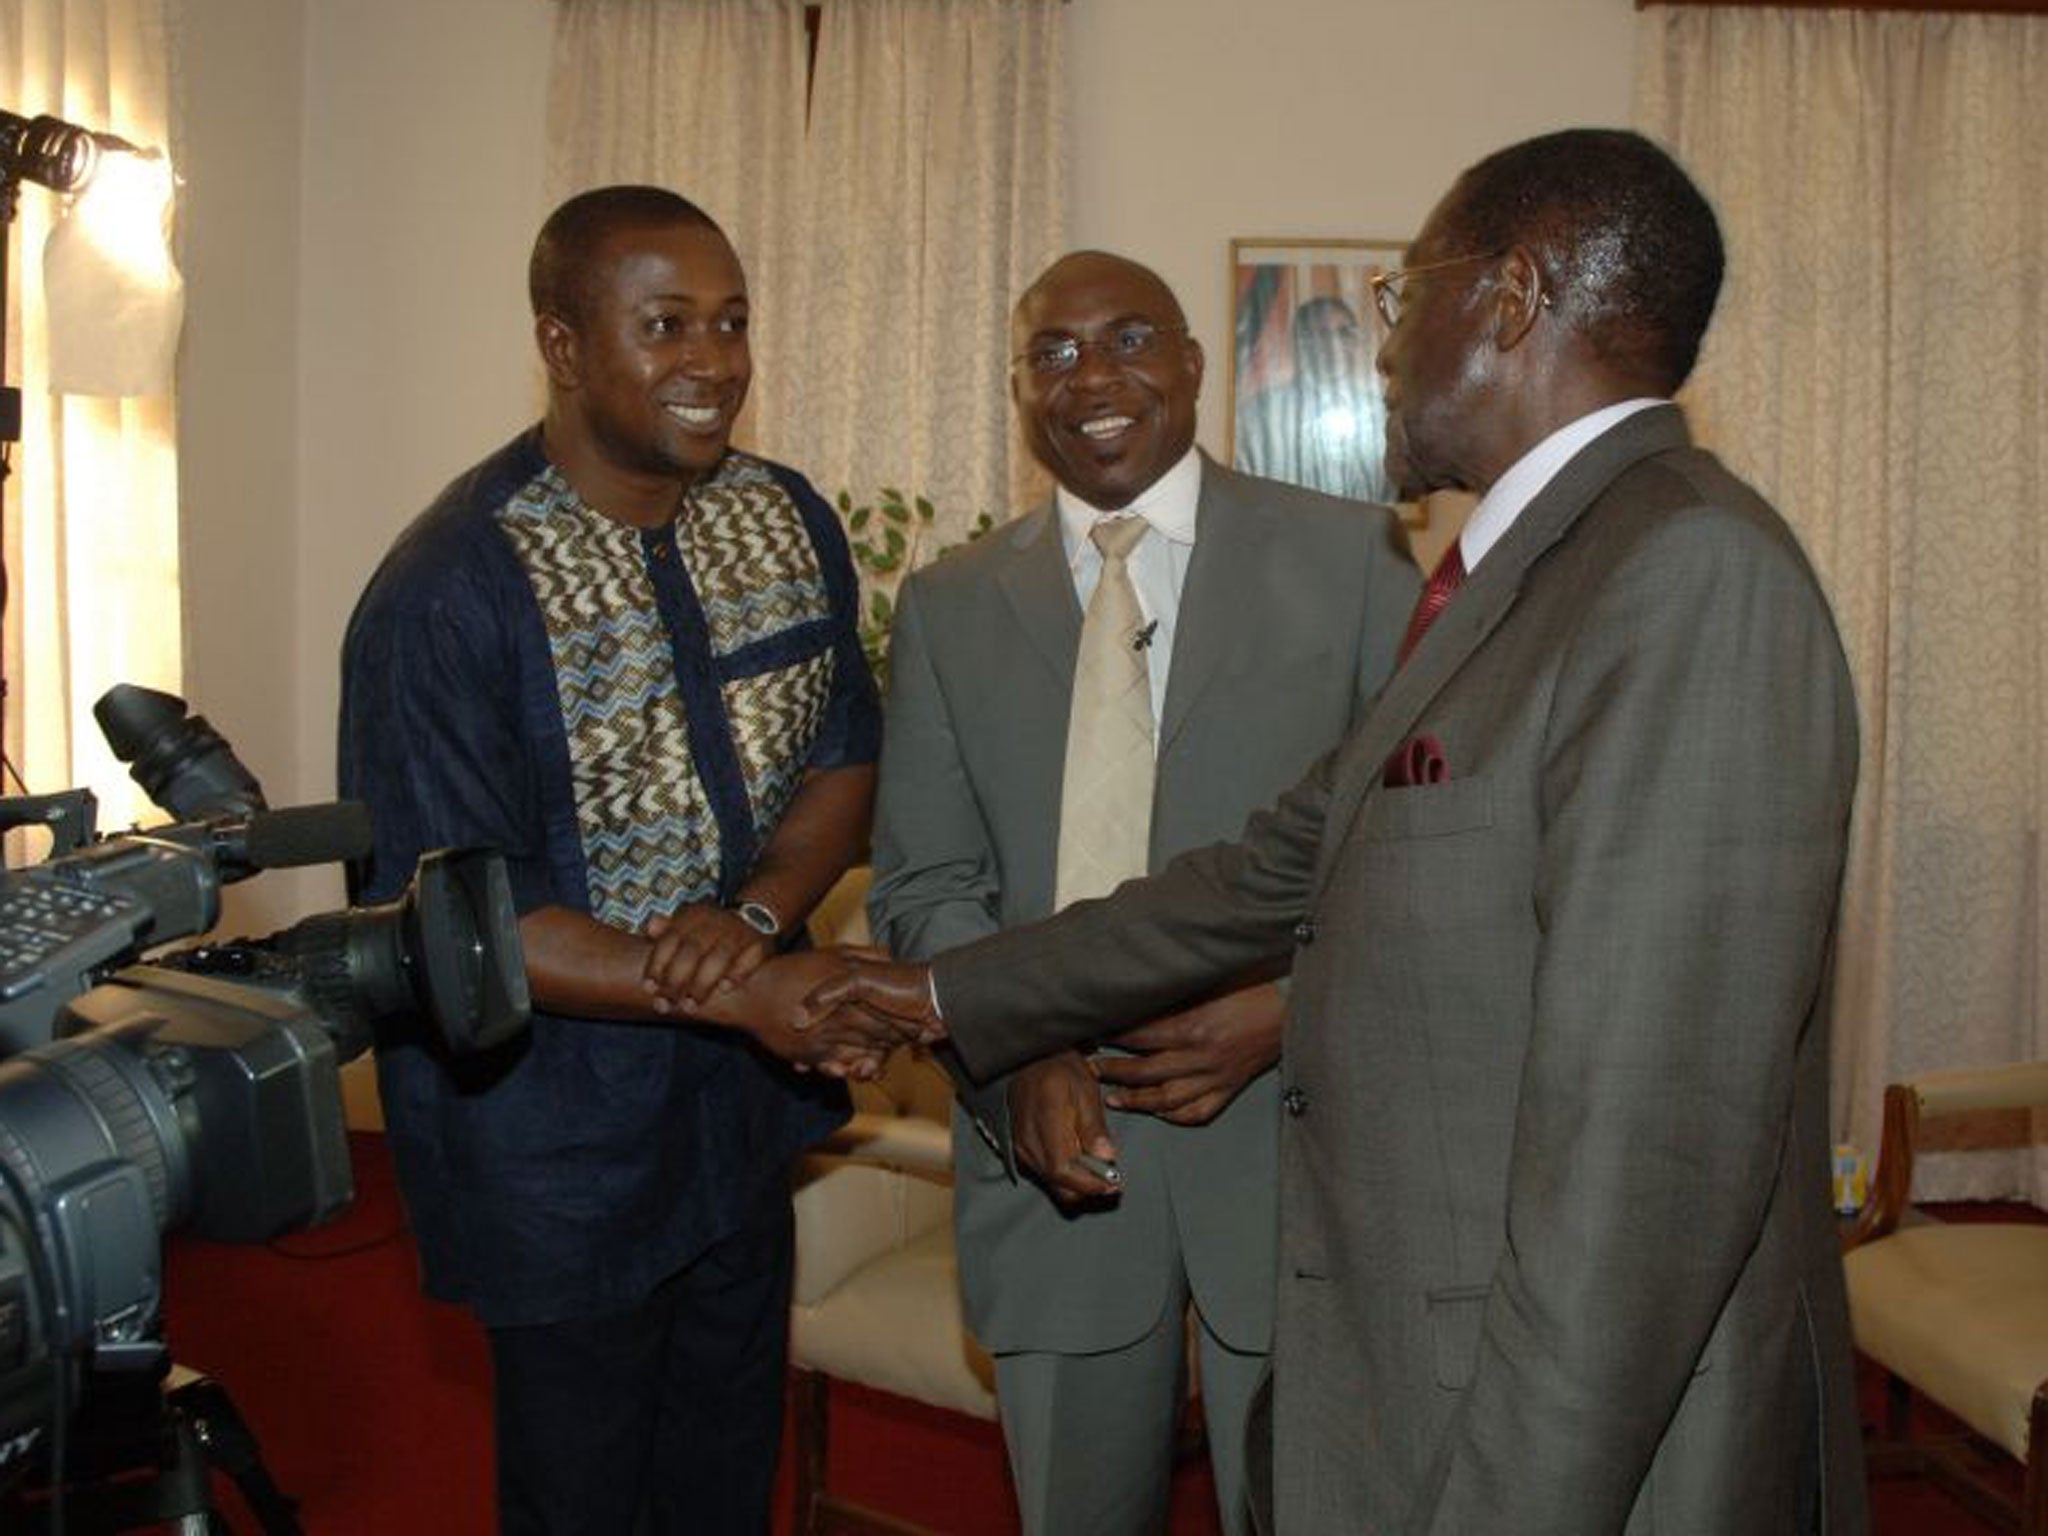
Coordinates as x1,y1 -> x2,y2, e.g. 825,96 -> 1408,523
787,871 -> 997,1535
786,869 -> 1208,1532
1842,1062 -> 2048,1533
787,1051 -> 996,1536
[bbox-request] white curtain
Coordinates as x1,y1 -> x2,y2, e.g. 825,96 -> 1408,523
1637,8 -> 2048,1199
790,0 -> 1064,541
0,0 -> 181,841
546,0 -> 812,455
546,0 -> 1064,553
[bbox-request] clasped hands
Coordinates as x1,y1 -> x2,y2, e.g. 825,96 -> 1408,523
633,915 -> 1282,1148
1005,979 -> 1285,1202
636,908 -> 1283,1205
637,907 -> 943,1078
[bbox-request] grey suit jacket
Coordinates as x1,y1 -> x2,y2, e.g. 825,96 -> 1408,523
868,456 -> 1417,1355
930,409 -> 1868,1535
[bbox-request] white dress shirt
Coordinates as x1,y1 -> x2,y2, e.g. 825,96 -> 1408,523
1459,398 -> 1667,573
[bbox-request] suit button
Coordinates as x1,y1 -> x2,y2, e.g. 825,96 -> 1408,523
1292,918 -> 1317,946
1283,1087 -> 1309,1117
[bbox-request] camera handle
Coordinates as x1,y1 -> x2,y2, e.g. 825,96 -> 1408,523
0,790 -> 96,857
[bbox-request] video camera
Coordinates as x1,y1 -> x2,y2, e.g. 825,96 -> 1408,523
0,684 -> 529,1512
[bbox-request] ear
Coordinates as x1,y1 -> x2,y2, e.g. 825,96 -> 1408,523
1491,246 -> 1547,352
1184,334 -> 1206,396
536,313 -> 580,390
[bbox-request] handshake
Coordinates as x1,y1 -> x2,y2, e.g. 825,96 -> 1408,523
626,903 -> 1288,1146
637,908 -> 947,1078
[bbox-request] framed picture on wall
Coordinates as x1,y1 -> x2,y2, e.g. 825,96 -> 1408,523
1227,236 -> 1429,529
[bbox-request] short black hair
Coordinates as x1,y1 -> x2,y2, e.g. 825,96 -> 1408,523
528,185 -> 724,325
1446,129 -> 1724,393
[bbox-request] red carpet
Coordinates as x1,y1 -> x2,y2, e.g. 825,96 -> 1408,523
140,1134 -> 2014,1533
161,1132 -> 494,1535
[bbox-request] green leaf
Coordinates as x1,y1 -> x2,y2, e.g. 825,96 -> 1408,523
850,507 -> 871,531
885,527 -> 906,554
915,496 -> 935,521
835,489 -> 853,512
882,501 -> 910,524
880,485 -> 905,503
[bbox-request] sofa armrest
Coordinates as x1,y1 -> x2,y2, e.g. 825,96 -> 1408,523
818,1111 -> 953,1175
791,1113 -> 954,1308
1909,1061 -> 2048,1119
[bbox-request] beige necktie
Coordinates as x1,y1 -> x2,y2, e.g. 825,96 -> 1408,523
1054,516 -> 1156,909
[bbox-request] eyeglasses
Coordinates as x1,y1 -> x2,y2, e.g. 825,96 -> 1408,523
1013,321 -> 1188,378
1368,251 -> 1504,330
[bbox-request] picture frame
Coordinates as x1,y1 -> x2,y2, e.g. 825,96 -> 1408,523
1226,237 -> 1430,529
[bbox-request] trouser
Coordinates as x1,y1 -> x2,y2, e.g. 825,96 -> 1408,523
486,1180 -> 793,1536
994,1278 -> 1267,1536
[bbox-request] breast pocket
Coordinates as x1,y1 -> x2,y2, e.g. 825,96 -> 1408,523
1361,776 -> 1494,842
1345,776 -> 1505,933
1426,1282 -> 1490,1389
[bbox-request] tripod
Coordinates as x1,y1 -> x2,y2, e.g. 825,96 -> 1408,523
6,1349 -> 300,1535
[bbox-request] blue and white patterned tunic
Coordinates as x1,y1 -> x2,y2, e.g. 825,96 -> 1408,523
339,428 -> 878,1327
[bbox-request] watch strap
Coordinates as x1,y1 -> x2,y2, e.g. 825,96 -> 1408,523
734,898 -> 782,937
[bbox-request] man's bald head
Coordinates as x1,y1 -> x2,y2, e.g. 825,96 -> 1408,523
1008,249 -> 1203,511
1013,250 -> 1187,344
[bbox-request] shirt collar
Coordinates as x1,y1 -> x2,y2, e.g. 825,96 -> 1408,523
1460,398 -> 1665,572
1056,446 -> 1203,564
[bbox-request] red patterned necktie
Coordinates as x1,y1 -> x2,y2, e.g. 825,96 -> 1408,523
1396,542 -> 1467,667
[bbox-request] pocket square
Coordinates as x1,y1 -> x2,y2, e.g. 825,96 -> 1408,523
1382,733 -> 1450,788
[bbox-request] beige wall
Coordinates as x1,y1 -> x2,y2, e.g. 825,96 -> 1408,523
1066,0 -> 1638,568
293,0 -> 553,819
175,0 -> 552,927
173,0 -> 310,932
171,0 -> 1638,925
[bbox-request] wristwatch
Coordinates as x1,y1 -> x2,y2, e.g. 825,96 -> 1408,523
733,898 -> 782,938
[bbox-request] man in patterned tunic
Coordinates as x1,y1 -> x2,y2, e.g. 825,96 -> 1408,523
339,185 -> 879,1535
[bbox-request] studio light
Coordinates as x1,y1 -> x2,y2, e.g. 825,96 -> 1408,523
0,107 -> 174,732
0,110 -> 139,201
0,109 -> 165,432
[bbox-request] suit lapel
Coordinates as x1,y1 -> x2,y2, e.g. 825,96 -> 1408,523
993,505 -> 1082,693
1158,457 -> 1263,754
1308,405 -> 1695,898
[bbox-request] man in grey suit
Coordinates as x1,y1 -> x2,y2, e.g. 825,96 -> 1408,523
868,250 -> 1416,1535
804,130 -> 1868,1533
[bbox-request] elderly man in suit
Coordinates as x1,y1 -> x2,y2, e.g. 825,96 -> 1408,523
867,250 -> 1415,1535
801,129 -> 1868,1534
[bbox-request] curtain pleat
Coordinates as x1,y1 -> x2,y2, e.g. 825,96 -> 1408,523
0,0 -> 181,844
793,0 -> 1064,540
546,0 -> 813,457
1637,8 -> 2048,1200
546,0 -> 1064,556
